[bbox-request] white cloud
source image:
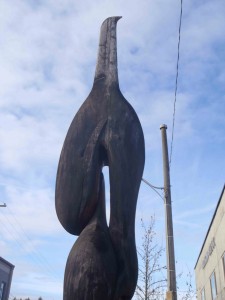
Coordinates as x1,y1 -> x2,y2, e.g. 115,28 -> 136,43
2,186 -> 60,237
11,260 -> 63,299
0,0 -> 224,299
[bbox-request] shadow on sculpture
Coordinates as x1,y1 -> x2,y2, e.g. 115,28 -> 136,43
55,17 -> 145,300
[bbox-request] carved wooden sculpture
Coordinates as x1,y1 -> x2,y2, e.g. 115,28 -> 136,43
55,17 -> 145,300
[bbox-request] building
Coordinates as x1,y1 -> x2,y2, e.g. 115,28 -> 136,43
195,185 -> 225,300
0,257 -> 14,300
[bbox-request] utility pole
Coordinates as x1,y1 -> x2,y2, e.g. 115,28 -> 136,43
0,203 -> 6,207
160,124 -> 177,300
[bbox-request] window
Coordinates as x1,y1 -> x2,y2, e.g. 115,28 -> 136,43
222,252 -> 225,280
210,271 -> 217,300
0,282 -> 6,300
201,288 -> 205,300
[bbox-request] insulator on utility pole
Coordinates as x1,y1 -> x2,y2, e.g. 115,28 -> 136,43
160,124 -> 177,300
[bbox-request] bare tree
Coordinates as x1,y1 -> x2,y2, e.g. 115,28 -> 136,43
179,271 -> 196,300
134,216 -> 196,300
135,216 -> 167,300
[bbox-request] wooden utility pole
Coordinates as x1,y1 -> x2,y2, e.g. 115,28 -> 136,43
160,124 -> 177,300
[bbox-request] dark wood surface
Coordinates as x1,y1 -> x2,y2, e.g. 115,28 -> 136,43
55,17 -> 145,300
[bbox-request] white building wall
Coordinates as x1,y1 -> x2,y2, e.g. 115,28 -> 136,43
195,187 -> 225,300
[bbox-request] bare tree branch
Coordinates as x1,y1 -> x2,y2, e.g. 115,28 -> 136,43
134,217 -> 196,300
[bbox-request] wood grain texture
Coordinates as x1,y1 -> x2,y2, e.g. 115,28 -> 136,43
55,17 -> 145,300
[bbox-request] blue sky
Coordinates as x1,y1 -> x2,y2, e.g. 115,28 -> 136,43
0,0 -> 224,299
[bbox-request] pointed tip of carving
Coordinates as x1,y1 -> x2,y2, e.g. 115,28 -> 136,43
101,16 -> 122,26
114,16 -> 122,21
95,16 -> 121,85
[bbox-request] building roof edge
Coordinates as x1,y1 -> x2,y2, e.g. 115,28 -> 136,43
194,184 -> 225,270
0,257 -> 15,269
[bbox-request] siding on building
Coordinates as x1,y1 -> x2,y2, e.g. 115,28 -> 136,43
195,185 -> 225,300
0,257 -> 14,300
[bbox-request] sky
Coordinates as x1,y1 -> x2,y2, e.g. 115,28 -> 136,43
0,0 -> 224,299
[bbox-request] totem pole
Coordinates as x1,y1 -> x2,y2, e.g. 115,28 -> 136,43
55,17 -> 145,300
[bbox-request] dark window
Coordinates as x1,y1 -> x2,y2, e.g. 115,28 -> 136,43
201,288 -> 205,300
0,282 -> 6,300
223,252 -> 225,280
210,271 -> 217,300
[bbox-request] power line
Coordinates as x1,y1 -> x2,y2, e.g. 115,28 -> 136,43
0,209 -> 60,282
142,178 -> 164,201
170,0 -> 183,166
6,206 -> 60,276
142,178 -> 164,190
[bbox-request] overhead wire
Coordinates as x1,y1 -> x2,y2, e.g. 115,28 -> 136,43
6,206 -> 60,276
142,178 -> 164,190
170,0 -> 183,166
0,213 -> 44,271
0,181 -> 62,280
2,3 -> 184,294
141,178 -> 164,201
0,208 -> 60,282
142,0 -> 183,199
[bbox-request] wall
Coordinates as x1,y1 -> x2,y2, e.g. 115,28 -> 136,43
195,188 -> 225,300
0,258 -> 14,300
